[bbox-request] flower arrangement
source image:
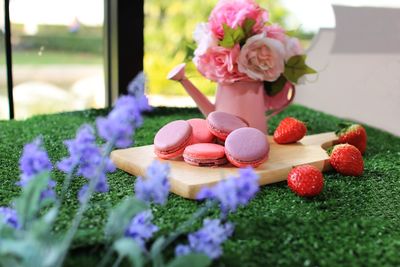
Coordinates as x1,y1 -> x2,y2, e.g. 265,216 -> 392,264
0,73 -> 261,267
193,0 -> 316,95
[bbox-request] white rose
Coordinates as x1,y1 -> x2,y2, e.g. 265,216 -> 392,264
193,23 -> 218,57
238,33 -> 285,82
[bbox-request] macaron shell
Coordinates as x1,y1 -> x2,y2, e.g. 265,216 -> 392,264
187,118 -> 215,144
207,111 -> 248,140
154,120 -> 193,159
226,152 -> 268,168
225,127 -> 269,168
183,143 -> 227,166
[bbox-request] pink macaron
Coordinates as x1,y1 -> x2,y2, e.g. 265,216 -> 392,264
225,127 -> 269,168
206,111 -> 248,141
183,143 -> 227,167
187,118 -> 215,144
154,120 -> 193,159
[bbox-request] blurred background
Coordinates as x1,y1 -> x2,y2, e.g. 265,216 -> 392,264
0,0 -> 399,135
0,0 -> 324,120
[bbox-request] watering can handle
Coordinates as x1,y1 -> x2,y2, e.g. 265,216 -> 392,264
265,82 -> 296,120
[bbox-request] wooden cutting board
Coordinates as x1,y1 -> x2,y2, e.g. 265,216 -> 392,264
111,132 -> 337,199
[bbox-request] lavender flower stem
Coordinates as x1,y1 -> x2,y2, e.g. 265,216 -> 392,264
156,200 -> 215,254
58,167 -> 76,205
56,140 -> 115,267
112,255 -> 123,267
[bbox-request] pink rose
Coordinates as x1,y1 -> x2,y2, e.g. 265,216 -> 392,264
284,37 -> 303,60
264,24 -> 286,43
209,0 -> 269,39
194,45 -> 250,84
238,33 -> 285,82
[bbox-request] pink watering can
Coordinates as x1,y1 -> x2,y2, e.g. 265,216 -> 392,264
167,63 -> 295,134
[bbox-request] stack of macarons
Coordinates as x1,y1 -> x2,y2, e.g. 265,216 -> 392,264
153,111 -> 269,168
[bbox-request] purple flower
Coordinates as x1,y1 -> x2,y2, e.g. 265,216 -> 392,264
197,167 -> 260,215
127,72 -> 152,112
19,138 -> 52,186
58,125 -> 97,173
96,96 -> 142,148
18,138 -> 56,200
0,207 -> 19,229
124,210 -> 158,249
134,160 -> 170,205
175,219 -> 234,259
58,125 -> 115,203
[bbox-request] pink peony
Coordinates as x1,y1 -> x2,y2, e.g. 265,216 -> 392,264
209,0 -> 269,39
264,24 -> 286,43
238,33 -> 285,82
194,45 -> 251,84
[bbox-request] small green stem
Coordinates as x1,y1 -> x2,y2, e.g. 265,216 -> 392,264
153,200 -> 215,257
98,245 -> 114,267
112,255 -> 123,267
55,141 -> 115,267
59,167 -> 76,204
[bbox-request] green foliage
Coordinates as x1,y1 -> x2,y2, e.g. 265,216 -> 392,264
219,24 -> 245,48
105,197 -> 147,241
167,254 -> 211,267
113,238 -> 144,267
18,35 -> 102,54
284,55 -> 317,83
219,19 -> 256,48
14,172 -> 53,229
264,75 -> 288,96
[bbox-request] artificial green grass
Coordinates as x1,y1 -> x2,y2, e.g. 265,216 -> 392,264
1,105 -> 400,267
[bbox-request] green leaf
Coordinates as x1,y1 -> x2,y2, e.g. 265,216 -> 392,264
105,197 -> 147,241
113,238 -> 144,267
219,24 -> 235,48
219,24 -> 246,48
184,41 -> 196,62
264,75 -> 288,96
167,254 -> 211,267
243,19 -> 256,37
30,207 -> 59,238
284,55 -> 317,84
285,29 -> 298,37
14,172 -> 52,229
150,236 -> 166,266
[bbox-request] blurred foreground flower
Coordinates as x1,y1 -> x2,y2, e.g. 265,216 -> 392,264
124,210 -> 158,250
18,138 -> 56,200
57,125 -> 116,203
128,71 -> 152,113
134,160 -> 170,205
0,207 -> 19,229
197,167 -> 259,215
97,96 -> 142,149
175,219 -> 234,259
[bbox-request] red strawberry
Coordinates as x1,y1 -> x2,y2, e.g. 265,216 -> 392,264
287,165 -> 324,197
274,117 -> 307,144
329,144 -> 364,176
336,123 -> 367,154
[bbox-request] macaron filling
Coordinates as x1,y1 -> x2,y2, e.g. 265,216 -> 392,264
183,156 -> 227,167
155,135 -> 192,156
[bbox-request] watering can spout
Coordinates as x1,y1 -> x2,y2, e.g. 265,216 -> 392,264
167,63 -> 215,116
